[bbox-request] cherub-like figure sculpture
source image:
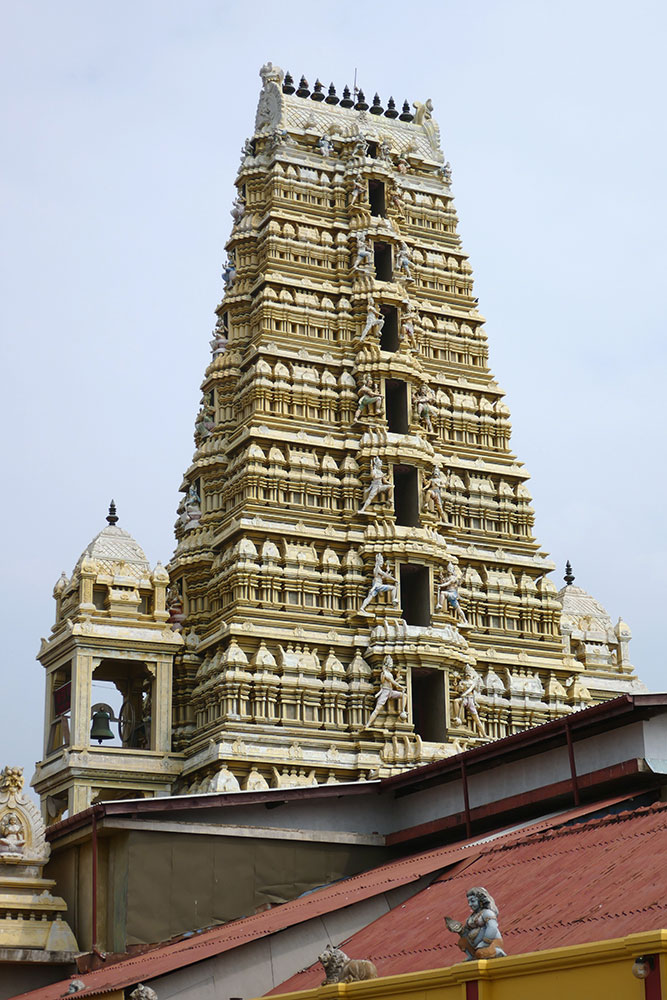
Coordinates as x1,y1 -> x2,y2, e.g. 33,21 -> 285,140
351,231 -> 373,273
230,194 -> 245,225
360,456 -> 392,513
423,464 -> 447,520
400,300 -> 419,351
413,382 -> 435,433
451,663 -> 486,737
359,554 -> 399,615
396,241 -> 415,282
354,379 -> 383,422
444,887 -> 506,960
366,655 -> 408,726
435,562 -> 468,625
359,296 -> 385,342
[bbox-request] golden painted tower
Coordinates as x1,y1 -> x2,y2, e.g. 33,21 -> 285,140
164,64 -> 644,792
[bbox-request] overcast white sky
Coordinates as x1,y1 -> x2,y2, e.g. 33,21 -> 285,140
1,1 -> 665,791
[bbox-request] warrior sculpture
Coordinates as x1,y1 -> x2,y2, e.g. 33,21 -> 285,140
435,562 -> 468,625
360,456 -> 392,513
365,655 -> 408,726
423,464 -> 447,520
413,382 -> 435,433
396,241 -> 414,282
354,379 -> 383,422
359,553 -> 399,615
359,296 -> 384,342
451,663 -> 486,738
351,230 -> 373,273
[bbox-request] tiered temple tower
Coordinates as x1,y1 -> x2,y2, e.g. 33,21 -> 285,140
164,64 -> 644,792
32,65 -> 647,817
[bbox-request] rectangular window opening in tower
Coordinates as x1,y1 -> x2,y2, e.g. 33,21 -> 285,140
380,305 -> 399,351
385,379 -> 409,434
368,180 -> 386,217
400,564 -> 431,627
411,668 -> 447,742
393,465 -> 420,527
374,242 -> 392,281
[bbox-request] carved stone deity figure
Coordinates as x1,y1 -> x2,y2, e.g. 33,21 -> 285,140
396,156 -> 409,174
194,400 -> 215,442
222,255 -> 236,289
317,134 -> 333,157
444,887 -> 506,960
400,300 -> 419,351
351,231 -> 373,273
451,663 -> 486,737
396,241 -> 415,282
177,484 -> 202,533
359,553 -> 399,615
423,464 -> 447,520
360,456 -> 392,513
166,582 -> 185,631
240,137 -> 255,160
230,193 -> 245,225
349,170 -> 365,207
210,327 -> 228,358
366,655 -> 408,726
413,382 -> 435,433
435,562 -> 468,625
359,296 -> 385,342
378,138 -> 392,161
351,134 -> 369,159
0,811 -> 25,855
354,379 -> 383,422
388,178 -> 405,217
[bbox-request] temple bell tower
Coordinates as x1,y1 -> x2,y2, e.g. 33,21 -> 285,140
32,504 -> 183,822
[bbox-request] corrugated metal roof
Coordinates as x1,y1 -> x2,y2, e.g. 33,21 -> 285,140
270,800 -> 667,994
11,794 -> 642,1000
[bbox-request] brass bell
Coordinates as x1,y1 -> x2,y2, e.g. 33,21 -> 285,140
90,708 -> 115,744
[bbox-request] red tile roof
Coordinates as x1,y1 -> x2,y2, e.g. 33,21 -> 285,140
270,800 -> 667,994
12,794 -> 646,1000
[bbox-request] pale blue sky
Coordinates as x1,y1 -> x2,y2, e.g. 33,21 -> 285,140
1,1 -> 665,789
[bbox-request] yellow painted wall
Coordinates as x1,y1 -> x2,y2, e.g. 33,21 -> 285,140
263,931 -> 667,1000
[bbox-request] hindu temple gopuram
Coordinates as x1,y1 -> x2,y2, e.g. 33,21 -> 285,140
31,64 -> 647,820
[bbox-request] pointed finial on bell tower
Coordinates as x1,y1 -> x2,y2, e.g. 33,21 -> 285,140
106,499 -> 119,526
564,560 -> 575,586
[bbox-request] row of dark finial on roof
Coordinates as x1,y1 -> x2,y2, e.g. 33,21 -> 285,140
283,73 -> 415,122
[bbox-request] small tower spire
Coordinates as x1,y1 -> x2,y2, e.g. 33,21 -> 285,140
106,499 -> 119,526
564,560 -> 575,586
